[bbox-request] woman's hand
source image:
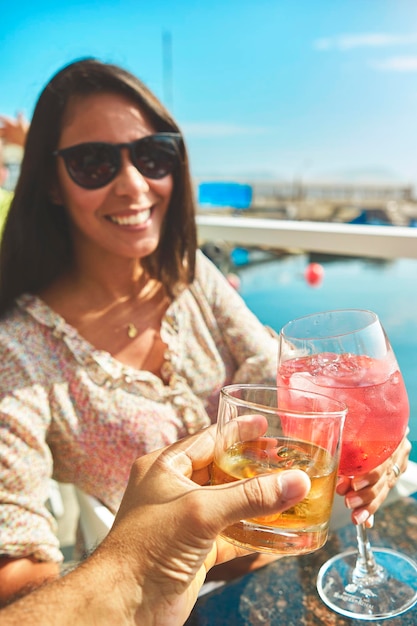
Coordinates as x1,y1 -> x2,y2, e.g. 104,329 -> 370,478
336,432 -> 411,527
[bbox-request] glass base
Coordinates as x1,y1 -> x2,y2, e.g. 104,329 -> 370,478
220,519 -> 328,555
317,548 -> 417,621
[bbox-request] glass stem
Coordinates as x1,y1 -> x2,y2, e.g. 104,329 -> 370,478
352,523 -> 386,585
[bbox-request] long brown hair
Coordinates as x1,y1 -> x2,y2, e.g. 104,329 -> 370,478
0,58 -> 197,316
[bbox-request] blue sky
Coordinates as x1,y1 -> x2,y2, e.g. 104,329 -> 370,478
2,0 -> 417,184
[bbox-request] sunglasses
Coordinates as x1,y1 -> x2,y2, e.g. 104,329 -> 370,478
53,132 -> 183,190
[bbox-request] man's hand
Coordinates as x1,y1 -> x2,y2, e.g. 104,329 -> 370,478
0,426 -> 310,626
99,425 -> 310,625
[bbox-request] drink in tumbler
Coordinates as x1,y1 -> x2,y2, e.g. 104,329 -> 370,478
212,436 -> 338,553
211,384 -> 346,555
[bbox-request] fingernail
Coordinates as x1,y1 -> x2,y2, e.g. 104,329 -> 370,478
354,509 -> 370,525
353,479 -> 370,491
279,470 -> 310,499
346,495 -> 363,509
366,514 -> 374,528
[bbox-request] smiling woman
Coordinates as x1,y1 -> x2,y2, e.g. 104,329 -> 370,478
0,57 -> 411,605
0,57 -> 283,602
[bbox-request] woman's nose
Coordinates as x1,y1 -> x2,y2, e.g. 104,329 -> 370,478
114,150 -> 150,194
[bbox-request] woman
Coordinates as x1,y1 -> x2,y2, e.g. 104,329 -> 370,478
0,58 -> 410,602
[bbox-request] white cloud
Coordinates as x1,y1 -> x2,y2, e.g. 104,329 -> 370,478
179,122 -> 267,138
314,32 -> 417,51
371,56 -> 417,71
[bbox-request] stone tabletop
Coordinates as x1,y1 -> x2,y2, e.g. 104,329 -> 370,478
186,496 -> 417,625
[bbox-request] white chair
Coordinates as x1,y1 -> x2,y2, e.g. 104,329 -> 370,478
48,479 -> 65,519
75,488 -> 115,552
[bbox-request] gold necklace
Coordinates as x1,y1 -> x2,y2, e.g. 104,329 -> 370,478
127,323 -> 138,339
125,277 -> 162,339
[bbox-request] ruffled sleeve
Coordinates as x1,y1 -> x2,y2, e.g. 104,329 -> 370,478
193,251 -> 278,385
0,318 -> 61,562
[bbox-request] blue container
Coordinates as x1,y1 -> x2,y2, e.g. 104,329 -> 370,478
198,182 -> 252,210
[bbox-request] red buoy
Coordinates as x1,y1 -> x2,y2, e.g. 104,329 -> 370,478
304,262 -> 324,287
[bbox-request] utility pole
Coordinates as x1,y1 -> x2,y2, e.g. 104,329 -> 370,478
162,30 -> 173,111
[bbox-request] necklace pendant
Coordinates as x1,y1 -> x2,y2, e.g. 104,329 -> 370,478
127,323 -> 138,339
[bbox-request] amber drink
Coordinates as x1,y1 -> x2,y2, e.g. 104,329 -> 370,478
212,385 -> 346,555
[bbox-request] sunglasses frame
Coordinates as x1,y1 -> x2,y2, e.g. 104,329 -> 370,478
53,132 -> 183,189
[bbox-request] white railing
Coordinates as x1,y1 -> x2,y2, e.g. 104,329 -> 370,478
196,215 -> 417,261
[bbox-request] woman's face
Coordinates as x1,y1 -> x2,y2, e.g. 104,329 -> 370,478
53,92 -> 174,263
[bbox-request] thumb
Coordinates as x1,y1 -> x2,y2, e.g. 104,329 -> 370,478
207,469 -> 311,532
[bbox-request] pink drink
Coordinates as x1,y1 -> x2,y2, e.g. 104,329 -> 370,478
277,352 -> 409,477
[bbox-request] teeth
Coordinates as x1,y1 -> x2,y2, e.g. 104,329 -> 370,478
109,210 -> 151,226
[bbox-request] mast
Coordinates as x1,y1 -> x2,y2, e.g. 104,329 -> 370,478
162,30 -> 173,111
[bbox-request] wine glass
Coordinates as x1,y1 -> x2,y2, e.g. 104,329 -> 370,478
278,309 -> 417,621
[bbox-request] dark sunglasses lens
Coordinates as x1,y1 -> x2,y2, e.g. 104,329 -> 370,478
132,136 -> 179,179
64,144 -> 119,189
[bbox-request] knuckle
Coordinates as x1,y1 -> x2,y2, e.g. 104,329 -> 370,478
242,477 -> 272,515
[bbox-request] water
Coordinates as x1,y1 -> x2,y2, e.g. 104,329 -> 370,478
237,254 -> 417,462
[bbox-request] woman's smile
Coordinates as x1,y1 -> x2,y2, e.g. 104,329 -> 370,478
107,208 -> 152,228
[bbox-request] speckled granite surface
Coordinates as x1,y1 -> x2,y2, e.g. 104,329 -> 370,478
186,496 -> 417,625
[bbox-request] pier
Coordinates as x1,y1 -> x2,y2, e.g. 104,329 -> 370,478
195,178 -> 417,226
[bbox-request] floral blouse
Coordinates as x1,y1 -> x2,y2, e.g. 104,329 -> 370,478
0,251 -> 278,562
